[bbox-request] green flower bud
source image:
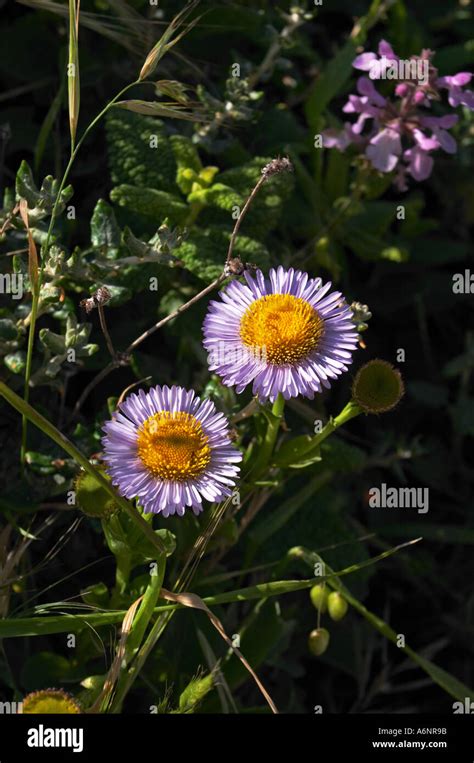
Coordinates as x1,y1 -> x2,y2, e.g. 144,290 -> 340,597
327,591 -> 348,621
308,627 -> 330,656
352,359 -> 404,414
75,469 -> 119,519
22,689 -> 81,714
310,584 -> 328,613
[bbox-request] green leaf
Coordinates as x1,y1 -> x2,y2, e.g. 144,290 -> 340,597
90,199 -> 121,252
0,319 -> 19,341
39,328 -> 66,355
122,227 -> 182,267
15,161 -> 73,223
110,184 -> 188,224
174,227 -> 269,282
273,434 -> 318,467
306,40 -> 357,126
126,555 -> 166,659
4,351 -> 26,374
15,160 -> 40,207
81,581 -> 109,608
25,451 -> 57,475
105,109 -> 177,190
170,134 -> 202,174
103,512 -> 176,566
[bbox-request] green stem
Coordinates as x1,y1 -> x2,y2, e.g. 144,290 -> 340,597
250,393 -> 285,480
20,79 -> 140,464
0,539 -> 420,638
309,400 -> 362,451
110,609 -> 171,712
113,553 -> 132,601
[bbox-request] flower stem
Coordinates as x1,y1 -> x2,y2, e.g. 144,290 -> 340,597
98,304 -> 117,359
309,400 -> 362,452
113,552 -> 132,601
250,393 -> 285,480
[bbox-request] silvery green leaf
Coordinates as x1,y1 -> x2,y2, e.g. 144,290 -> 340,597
39,328 -> 66,355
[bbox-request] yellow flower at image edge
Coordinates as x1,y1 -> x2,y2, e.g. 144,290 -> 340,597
22,689 -> 81,714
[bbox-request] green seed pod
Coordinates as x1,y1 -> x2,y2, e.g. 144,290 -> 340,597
352,359 -> 404,414
308,627 -> 330,656
310,584 -> 328,613
327,591 -> 349,621
75,469 -> 119,519
22,689 -> 81,714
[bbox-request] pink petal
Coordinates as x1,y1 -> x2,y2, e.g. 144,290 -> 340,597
353,52 -> 377,71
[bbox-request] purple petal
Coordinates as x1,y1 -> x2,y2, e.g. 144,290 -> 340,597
413,129 -> 439,151
405,147 -> 434,181
378,39 -> 398,61
353,52 -> 377,71
357,76 -> 387,106
366,128 -> 402,172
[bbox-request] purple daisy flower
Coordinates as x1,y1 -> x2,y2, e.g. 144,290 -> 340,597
203,267 -> 359,403
102,385 -> 242,517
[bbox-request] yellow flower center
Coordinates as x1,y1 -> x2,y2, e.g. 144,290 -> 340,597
239,293 -> 325,365
137,411 -> 211,481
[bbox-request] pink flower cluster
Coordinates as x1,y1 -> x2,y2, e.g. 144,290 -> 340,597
323,40 -> 474,190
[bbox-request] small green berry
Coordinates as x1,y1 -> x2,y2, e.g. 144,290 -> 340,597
310,584 -> 328,613
327,591 -> 348,621
308,628 -> 330,656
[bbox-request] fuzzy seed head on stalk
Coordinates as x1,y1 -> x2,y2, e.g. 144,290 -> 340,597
352,359 -> 404,414
80,286 -> 111,313
261,156 -> 293,178
75,469 -> 119,519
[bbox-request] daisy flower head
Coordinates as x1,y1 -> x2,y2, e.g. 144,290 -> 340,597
102,385 -> 242,517
203,267 -> 359,403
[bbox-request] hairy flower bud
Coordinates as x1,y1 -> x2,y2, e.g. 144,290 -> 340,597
75,469 -> 119,519
352,359 -> 404,414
